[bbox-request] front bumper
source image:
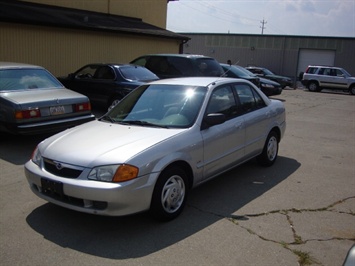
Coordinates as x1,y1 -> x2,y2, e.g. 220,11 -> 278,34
24,160 -> 157,216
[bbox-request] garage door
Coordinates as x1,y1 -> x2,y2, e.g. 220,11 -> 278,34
298,49 -> 335,76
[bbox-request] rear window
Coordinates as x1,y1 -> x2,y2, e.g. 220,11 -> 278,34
0,69 -> 62,91
194,58 -> 224,77
132,56 -> 223,78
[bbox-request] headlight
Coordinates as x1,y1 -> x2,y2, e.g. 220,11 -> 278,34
261,83 -> 274,88
31,146 -> 42,166
88,164 -> 139,182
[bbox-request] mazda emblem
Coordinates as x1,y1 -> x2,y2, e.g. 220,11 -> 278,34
55,162 -> 63,170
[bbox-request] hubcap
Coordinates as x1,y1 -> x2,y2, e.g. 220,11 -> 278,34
309,83 -> 317,91
267,136 -> 278,161
161,175 -> 185,213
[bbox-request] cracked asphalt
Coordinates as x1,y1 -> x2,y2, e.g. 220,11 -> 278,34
0,87 -> 354,266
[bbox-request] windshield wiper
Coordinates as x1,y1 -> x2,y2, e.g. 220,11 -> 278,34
99,115 -> 116,123
120,120 -> 168,128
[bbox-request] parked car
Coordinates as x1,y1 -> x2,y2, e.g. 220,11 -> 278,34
0,62 -> 95,135
25,77 -> 286,221
245,66 -> 293,88
58,63 -> 159,109
221,64 -> 282,96
130,54 -> 224,79
301,65 -> 355,95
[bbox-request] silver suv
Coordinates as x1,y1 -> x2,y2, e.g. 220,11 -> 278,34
301,65 -> 355,95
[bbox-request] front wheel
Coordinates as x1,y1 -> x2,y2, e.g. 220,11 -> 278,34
150,167 -> 188,221
257,131 -> 279,167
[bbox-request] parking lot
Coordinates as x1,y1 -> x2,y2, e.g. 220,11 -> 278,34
0,88 -> 354,266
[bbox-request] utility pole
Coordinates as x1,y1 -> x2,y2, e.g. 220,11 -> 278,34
260,19 -> 267,34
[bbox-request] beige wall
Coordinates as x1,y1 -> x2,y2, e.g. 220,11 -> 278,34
0,23 -> 180,76
22,0 -> 167,28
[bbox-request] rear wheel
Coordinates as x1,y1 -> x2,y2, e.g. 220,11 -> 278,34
257,131 -> 279,167
150,167 -> 188,221
307,81 -> 319,92
350,85 -> 355,95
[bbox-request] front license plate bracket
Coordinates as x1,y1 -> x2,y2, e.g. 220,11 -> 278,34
41,178 -> 64,198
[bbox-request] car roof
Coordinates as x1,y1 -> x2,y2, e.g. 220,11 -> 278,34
135,54 -> 215,59
308,65 -> 342,69
0,62 -> 43,70
147,77 -> 246,87
83,63 -> 144,68
245,66 -> 264,69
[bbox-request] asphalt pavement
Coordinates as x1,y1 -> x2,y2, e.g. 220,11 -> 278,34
0,87 -> 354,266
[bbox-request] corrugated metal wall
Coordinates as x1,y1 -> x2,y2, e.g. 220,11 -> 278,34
183,34 -> 355,80
0,23 -> 180,76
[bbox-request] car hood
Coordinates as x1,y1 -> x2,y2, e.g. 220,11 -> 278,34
259,77 -> 280,86
266,74 -> 290,81
39,120 -> 185,167
1,88 -> 87,107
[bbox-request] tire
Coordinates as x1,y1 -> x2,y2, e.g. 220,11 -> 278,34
307,81 -> 319,92
150,167 -> 188,221
257,131 -> 279,167
350,85 -> 355,95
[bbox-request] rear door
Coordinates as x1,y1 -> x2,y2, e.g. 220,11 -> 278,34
232,83 -> 270,158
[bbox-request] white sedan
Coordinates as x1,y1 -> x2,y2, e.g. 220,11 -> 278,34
25,77 -> 286,221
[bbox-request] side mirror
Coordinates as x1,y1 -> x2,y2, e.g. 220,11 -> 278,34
201,113 -> 226,130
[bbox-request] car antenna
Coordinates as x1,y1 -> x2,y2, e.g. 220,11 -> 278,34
220,60 -> 240,77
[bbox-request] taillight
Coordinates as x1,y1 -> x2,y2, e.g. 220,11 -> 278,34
74,102 -> 91,112
15,109 -> 41,119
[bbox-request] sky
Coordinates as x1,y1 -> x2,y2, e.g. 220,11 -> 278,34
166,0 -> 355,38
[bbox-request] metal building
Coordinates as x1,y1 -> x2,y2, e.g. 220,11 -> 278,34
182,33 -> 355,86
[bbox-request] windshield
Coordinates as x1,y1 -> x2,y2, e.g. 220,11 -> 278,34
0,69 -> 63,91
229,65 -> 252,78
263,68 -> 274,75
104,84 -> 207,128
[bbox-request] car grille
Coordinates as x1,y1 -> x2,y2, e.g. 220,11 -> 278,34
43,158 -> 82,178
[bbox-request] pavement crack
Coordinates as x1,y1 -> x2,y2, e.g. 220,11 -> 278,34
226,196 -> 355,265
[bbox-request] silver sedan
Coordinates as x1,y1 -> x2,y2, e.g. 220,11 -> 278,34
25,77 -> 286,221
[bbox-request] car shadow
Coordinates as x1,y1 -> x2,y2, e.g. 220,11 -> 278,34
0,132 -> 53,165
26,156 -> 300,259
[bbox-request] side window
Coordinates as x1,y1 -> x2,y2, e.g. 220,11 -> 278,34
335,69 -> 344,76
206,85 -> 237,119
318,68 -> 325,75
307,67 -> 317,74
233,84 -> 266,113
323,68 -> 331,76
94,66 -> 115,80
75,65 -> 97,79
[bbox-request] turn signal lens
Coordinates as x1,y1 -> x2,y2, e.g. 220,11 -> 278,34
112,164 -> 139,183
15,109 -> 41,119
74,102 -> 91,112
